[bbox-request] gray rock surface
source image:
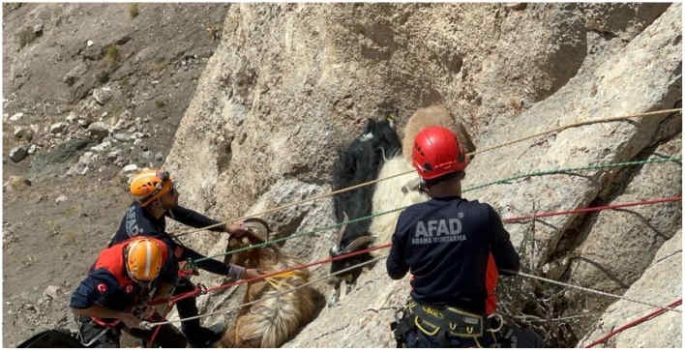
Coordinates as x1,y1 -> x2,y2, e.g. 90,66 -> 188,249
9,145 -> 29,162
13,126 -> 34,141
2,2 -> 680,348
87,121 -> 110,141
577,229 -> 682,348
160,3 -> 680,348
563,135 -> 681,337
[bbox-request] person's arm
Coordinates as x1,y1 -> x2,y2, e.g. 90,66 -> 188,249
386,214 -> 410,280
69,273 -> 142,329
168,205 -> 226,232
486,205 -> 520,275
181,246 -> 247,279
72,304 -> 142,329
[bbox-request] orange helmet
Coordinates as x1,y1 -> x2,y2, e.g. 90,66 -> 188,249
129,168 -> 173,207
125,238 -> 165,282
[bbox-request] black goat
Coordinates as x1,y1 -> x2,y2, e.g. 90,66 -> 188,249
329,116 -> 401,304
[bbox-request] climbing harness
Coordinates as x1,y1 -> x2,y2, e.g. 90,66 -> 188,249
408,300 -> 484,339
391,298 -> 507,347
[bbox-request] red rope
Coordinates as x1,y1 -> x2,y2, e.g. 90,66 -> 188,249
148,195 -> 682,306
143,195 -> 681,345
147,242 -> 392,306
504,196 -> 682,223
583,298 -> 682,348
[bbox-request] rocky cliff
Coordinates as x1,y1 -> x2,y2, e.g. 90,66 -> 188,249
164,3 -> 681,347
3,2 -> 681,348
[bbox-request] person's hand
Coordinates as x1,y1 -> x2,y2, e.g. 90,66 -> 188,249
118,312 -> 143,329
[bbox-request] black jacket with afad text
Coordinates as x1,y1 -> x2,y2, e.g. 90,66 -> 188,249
386,196 -> 520,315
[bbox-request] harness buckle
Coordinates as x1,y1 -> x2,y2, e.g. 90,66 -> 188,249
486,313 -> 504,333
409,300 -> 484,338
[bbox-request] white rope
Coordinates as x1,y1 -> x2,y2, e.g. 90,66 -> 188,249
504,270 -> 682,314
139,258 -> 681,331
170,108 -> 683,238
146,255 -> 389,327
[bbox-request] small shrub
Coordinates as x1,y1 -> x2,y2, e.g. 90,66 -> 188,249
128,3 -> 139,18
155,100 -> 165,108
103,44 -> 120,65
96,71 -> 110,84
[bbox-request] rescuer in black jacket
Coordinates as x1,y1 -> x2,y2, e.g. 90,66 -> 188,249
387,126 -> 541,348
110,168 -> 260,347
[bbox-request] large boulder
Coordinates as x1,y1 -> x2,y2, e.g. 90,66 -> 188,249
562,135 -> 681,337
466,4 -> 681,266
577,228 -> 681,348
165,3 -> 655,221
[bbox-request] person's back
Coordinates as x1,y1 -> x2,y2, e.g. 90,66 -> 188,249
387,125 -> 537,348
389,196 -> 518,315
70,237 -> 186,348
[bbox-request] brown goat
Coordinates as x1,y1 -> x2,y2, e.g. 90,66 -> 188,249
218,219 -> 320,348
401,105 -> 476,162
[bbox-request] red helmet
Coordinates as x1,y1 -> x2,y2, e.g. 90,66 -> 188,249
412,126 -> 468,180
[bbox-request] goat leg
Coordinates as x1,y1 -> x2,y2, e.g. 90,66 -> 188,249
327,280 -> 342,308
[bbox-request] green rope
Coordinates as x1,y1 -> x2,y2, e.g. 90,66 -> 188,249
464,156 -> 682,192
193,155 -> 681,264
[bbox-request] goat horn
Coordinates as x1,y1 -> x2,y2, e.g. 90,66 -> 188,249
344,235 -> 375,253
242,217 -> 271,243
335,211 -> 349,245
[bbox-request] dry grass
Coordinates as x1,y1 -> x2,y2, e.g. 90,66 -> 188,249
104,44 -> 120,65
129,3 -> 139,18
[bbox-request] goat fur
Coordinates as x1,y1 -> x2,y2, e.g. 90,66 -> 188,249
401,105 -> 476,162
369,154 -> 429,250
219,236 -> 318,348
330,117 -> 401,278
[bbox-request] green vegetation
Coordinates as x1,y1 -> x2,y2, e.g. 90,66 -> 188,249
104,44 -> 120,65
155,100 -> 166,108
129,3 -> 139,18
96,71 -> 110,84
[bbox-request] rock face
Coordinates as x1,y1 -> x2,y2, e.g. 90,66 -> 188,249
562,135 -> 681,337
3,2 -> 679,348
162,3 -> 680,348
576,228 -> 682,348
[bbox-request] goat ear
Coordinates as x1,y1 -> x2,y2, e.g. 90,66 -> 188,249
344,235 -> 375,253
363,118 -> 375,134
401,177 -> 421,194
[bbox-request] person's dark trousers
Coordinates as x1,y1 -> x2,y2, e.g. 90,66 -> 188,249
175,277 -> 222,347
77,315 -> 187,348
77,317 -> 120,348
